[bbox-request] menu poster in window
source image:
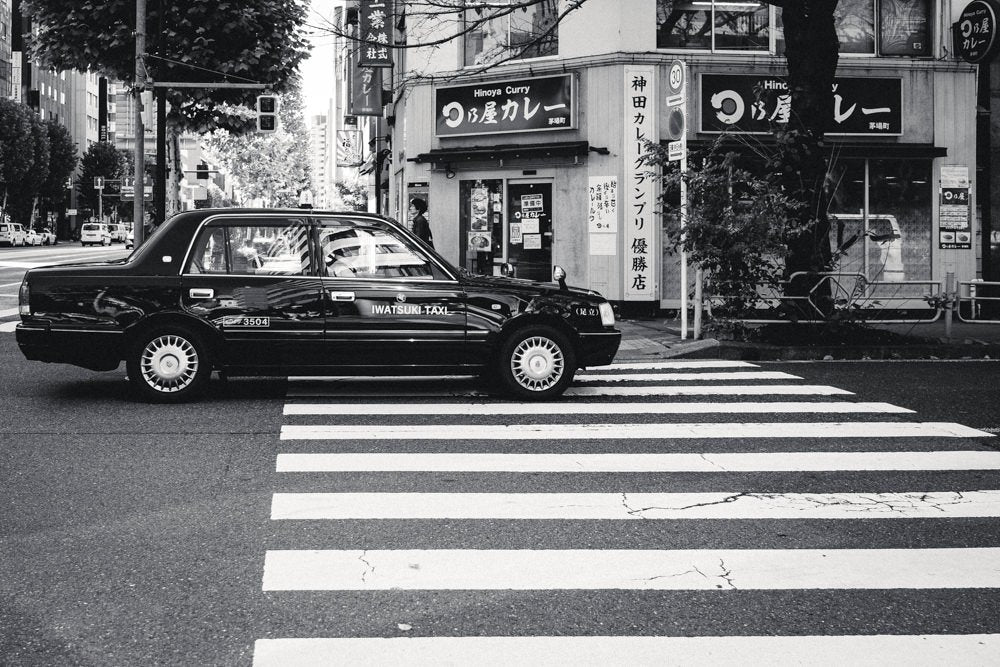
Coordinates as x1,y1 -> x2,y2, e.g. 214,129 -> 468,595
588,176 -> 618,233
939,164 -> 971,249
520,218 -> 539,234
523,234 -> 542,250
470,187 -> 490,231
468,231 -> 492,252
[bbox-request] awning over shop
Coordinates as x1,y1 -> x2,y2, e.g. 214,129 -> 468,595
680,139 -> 947,159
410,141 -> 608,168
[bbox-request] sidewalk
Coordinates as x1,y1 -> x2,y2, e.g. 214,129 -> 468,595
613,316 -> 1000,362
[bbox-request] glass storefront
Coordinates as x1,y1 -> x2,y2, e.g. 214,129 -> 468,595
458,178 -> 553,280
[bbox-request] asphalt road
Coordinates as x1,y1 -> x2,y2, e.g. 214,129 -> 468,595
1,243 -> 999,665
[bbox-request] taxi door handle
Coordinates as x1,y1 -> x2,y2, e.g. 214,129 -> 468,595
189,288 -> 214,299
328,290 -> 355,302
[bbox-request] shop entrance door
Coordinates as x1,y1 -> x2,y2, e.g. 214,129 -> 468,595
506,181 -> 552,282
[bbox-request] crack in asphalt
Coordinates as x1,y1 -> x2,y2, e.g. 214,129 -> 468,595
358,550 -> 375,584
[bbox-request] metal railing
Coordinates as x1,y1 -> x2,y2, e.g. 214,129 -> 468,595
957,280 -> 1000,323
705,272 -> 942,325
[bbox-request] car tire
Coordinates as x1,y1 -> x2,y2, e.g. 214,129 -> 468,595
495,325 -> 575,400
126,326 -> 211,403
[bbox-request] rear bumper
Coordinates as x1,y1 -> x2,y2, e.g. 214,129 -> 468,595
16,323 -> 123,371
577,329 -> 621,367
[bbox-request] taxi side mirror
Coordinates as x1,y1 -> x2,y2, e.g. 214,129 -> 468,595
553,265 -> 567,290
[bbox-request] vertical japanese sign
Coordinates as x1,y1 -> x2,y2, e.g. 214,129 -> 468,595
359,0 -> 393,67
348,24 -> 384,117
588,176 -> 617,256
623,66 -> 657,300
939,165 -> 972,250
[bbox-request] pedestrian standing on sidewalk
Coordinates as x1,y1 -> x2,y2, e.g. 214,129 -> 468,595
409,198 -> 433,248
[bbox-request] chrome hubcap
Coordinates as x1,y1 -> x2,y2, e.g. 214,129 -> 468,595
140,334 -> 199,393
510,336 -> 564,392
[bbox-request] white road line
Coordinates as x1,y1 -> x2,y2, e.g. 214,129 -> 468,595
252,634 -> 1000,667
280,421 -> 992,441
574,371 -> 801,383
0,320 -> 18,332
590,360 -> 759,370
285,384 -> 857,398
283,401 -> 911,416
0,307 -> 19,317
270,490 -> 1000,521
275,450 -> 1000,473
569,384 -> 855,396
262,547 -> 1000,590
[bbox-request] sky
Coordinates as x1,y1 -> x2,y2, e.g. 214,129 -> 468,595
300,0 -> 340,115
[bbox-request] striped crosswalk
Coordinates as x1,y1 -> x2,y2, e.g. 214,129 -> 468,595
255,360 -> 1000,665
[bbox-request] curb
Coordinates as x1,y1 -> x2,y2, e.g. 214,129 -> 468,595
708,341 -> 1000,361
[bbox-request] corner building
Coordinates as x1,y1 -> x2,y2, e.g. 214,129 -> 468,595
392,0 -> 979,312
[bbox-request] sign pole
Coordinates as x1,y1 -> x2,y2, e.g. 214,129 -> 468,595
666,60 -> 688,340
133,0 -> 146,247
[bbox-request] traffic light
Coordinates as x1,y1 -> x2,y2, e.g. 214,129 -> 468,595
256,95 -> 279,133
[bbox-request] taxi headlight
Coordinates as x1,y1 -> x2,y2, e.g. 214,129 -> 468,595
598,301 -> 615,326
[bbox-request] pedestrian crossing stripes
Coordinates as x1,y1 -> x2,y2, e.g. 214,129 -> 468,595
270,490 -> 1000,520
262,547 -> 1000,591
275,450 -> 1000,472
253,634 -> 1000,667
284,400 -> 913,416
257,359 -> 1000,663
280,421 -> 989,440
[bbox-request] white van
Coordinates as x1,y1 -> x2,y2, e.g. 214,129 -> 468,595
0,223 -> 27,247
80,223 -> 112,246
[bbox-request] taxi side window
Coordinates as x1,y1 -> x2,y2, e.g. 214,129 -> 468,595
320,220 -> 434,279
187,221 -> 311,275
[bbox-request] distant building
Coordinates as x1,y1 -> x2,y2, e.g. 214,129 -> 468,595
0,0 -> 11,99
308,113 -> 332,208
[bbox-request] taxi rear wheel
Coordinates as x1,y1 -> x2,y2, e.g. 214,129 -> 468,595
496,325 -> 575,400
127,326 -> 211,402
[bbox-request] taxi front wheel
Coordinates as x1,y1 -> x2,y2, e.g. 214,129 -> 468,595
126,326 -> 211,402
496,325 -> 575,400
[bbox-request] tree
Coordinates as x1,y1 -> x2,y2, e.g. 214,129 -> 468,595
0,99 -> 39,222
203,81 -> 313,208
79,142 -> 130,218
37,120 -> 78,231
648,140 -> 803,315
22,0 -> 310,133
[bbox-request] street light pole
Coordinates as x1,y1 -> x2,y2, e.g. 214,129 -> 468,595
133,0 -> 146,246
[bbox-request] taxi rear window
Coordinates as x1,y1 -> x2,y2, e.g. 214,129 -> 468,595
82,224 -> 101,231
187,220 -> 311,276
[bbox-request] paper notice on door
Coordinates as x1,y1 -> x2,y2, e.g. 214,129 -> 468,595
520,219 -> 539,234
589,233 -> 617,256
510,223 -> 523,244
523,234 -> 542,250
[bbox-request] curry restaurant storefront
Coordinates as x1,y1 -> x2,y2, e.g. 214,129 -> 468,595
401,59 -> 978,312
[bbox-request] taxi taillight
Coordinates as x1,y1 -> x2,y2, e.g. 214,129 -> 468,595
18,277 -> 30,316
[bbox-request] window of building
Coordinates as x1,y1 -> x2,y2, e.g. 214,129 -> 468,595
828,158 -> 932,291
463,0 -> 558,67
776,0 -> 930,57
656,1 -> 770,51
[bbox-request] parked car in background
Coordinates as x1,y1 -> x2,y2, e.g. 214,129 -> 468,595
23,229 -> 43,246
39,228 -> 58,245
0,223 -> 27,247
17,208 -> 621,402
108,223 -> 127,242
80,223 -> 112,246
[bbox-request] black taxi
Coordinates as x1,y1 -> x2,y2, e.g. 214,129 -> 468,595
16,209 -> 620,402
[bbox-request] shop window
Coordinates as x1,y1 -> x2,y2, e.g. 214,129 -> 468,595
463,0 -> 558,67
828,158 -> 932,292
459,179 -> 504,274
776,0 -> 930,57
656,1 -> 770,51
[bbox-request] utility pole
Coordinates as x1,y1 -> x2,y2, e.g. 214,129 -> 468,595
133,0 -> 146,247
